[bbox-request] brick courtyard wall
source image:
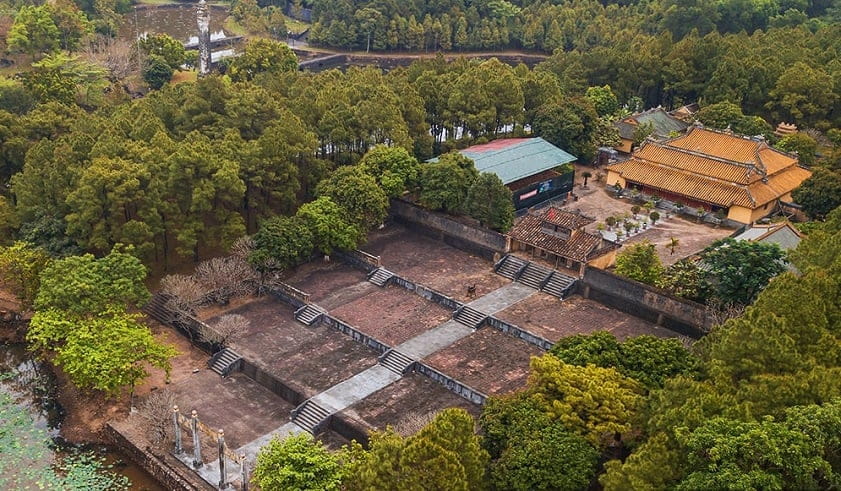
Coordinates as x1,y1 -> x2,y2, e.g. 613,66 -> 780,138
414,363 -> 487,405
334,250 -> 379,273
390,199 -> 506,260
391,274 -> 464,311
320,314 -> 392,354
240,359 -> 307,407
486,316 -> 554,350
105,423 -> 210,491
580,268 -> 710,337
263,285 -> 308,309
328,415 -> 370,446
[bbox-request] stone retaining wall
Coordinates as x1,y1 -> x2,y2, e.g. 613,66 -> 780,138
414,363 -> 487,405
105,423 -> 212,491
390,274 -> 464,311
486,316 -> 554,350
390,199 -> 506,260
320,314 -> 392,354
580,268 -> 709,337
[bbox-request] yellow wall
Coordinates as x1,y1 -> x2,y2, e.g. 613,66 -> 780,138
615,138 -> 633,154
587,249 -> 617,269
606,170 -> 625,188
727,203 -> 778,224
726,206 -> 753,224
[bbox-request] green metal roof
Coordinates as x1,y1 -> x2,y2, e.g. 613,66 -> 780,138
428,137 -> 576,185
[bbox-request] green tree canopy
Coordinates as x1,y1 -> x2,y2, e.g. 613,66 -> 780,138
464,172 -> 515,232
701,238 -> 786,306
585,85 -> 620,117
615,240 -> 663,285
228,39 -> 298,82
254,433 -> 343,491
138,33 -> 187,70
34,245 -> 150,314
0,242 -> 52,310
296,196 -> 364,255
143,54 -> 173,90
550,331 -> 698,389
776,132 -> 818,166
357,144 -> 419,197
7,5 -> 61,56
28,309 -> 176,395
250,215 -> 313,271
528,354 -> 645,446
316,165 -> 389,231
792,168 -> 841,220
418,152 -> 478,213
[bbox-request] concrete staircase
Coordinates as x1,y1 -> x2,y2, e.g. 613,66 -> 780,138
208,348 -> 242,377
517,262 -> 553,290
542,271 -> 577,299
494,255 -> 528,280
142,293 -> 175,324
453,305 -> 488,329
379,349 -> 415,375
294,304 -> 324,326
292,400 -> 332,434
367,268 -> 394,287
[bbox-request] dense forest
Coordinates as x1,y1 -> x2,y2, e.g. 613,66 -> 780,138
304,0 -> 839,53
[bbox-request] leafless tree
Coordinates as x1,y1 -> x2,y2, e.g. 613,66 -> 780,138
160,274 -> 205,317
195,256 -> 258,300
200,314 -> 249,347
138,389 -> 177,448
704,298 -> 746,332
82,34 -> 139,82
229,236 -> 254,261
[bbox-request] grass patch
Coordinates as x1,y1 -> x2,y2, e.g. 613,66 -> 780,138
223,16 -> 249,36
284,15 -> 310,35
170,70 -> 198,84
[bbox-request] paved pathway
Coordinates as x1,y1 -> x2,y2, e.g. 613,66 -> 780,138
188,276 -> 539,487
466,282 -> 535,314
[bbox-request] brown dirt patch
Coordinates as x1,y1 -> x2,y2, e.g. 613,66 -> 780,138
211,297 -> 380,396
363,225 -> 508,302
284,261 -> 370,307
331,286 -> 451,345
496,293 -> 681,341
424,328 -> 541,396
340,374 -> 480,436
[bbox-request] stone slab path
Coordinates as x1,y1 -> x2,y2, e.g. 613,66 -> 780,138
466,282 -> 535,314
188,276 -> 539,488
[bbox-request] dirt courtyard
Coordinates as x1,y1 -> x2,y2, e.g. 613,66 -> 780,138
331,286 -> 452,345
207,298 -> 380,397
339,374 -> 480,435
495,293 -> 681,342
424,328 -> 542,396
559,185 -> 734,266
364,225 -> 508,302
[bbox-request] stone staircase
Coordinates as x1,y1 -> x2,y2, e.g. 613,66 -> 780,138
542,271 -> 577,299
294,304 -> 324,326
517,262 -> 553,290
494,255 -> 528,280
453,305 -> 488,329
208,348 -> 242,377
379,349 -> 415,375
292,400 -> 332,434
367,267 -> 394,287
142,293 -> 175,324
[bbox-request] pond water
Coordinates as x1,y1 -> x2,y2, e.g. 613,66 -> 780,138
0,343 -> 164,490
119,4 -> 231,44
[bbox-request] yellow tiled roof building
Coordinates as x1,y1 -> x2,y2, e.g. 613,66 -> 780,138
605,127 -> 812,224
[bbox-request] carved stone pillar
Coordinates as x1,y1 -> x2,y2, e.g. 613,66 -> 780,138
196,0 -> 211,76
191,410 -> 203,468
218,429 -> 227,489
173,405 -> 182,454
